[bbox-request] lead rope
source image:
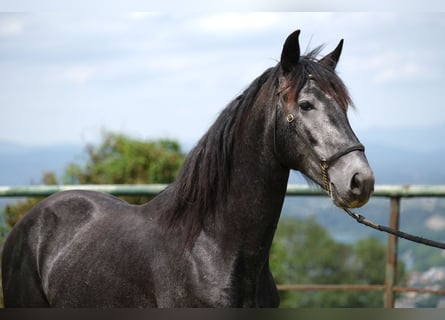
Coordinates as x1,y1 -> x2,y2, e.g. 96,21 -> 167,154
321,161 -> 331,197
343,207 -> 445,250
320,162 -> 445,250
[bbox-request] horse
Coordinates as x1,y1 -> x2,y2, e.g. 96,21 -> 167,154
1,30 -> 374,307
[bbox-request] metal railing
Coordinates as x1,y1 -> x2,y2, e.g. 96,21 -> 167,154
1,184 -> 445,308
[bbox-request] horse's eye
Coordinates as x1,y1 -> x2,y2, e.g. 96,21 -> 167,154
299,101 -> 314,112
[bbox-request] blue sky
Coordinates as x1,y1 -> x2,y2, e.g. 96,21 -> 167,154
1,12 -> 445,150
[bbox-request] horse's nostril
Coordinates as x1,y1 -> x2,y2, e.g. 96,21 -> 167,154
350,171 -> 375,199
350,173 -> 361,192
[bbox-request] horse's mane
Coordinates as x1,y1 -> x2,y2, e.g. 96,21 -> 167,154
162,67 -> 279,244
162,47 -> 352,245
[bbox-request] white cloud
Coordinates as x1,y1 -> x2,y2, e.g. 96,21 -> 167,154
345,50 -> 439,85
426,214 -> 445,231
375,62 -> 425,84
196,13 -> 279,33
371,52 -> 436,84
127,12 -> 159,21
0,16 -> 24,37
61,66 -> 96,85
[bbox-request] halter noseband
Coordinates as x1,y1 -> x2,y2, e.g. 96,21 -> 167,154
277,73 -> 365,195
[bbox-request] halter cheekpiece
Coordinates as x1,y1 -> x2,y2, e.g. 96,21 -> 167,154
278,73 -> 365,195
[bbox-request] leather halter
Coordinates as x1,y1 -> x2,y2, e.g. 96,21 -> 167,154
276,74 -> 365,194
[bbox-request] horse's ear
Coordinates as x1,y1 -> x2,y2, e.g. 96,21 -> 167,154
320,39 -> 344,70
280,30 -> 301,74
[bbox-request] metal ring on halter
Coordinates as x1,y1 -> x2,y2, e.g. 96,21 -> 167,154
286,114 -> 294,123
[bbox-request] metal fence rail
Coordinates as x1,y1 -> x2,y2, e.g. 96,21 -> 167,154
2,184 -> 445,198
1,184 -> 445,308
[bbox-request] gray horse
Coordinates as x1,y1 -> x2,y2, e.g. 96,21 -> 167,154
2,30 -> 374,307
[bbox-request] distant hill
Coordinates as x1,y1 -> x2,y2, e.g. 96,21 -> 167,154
356,124 -> 445,184
0,140 -> 84,186
363,141 -> 445,185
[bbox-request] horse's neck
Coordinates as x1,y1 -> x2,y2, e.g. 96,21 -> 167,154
211,103 -> 290,260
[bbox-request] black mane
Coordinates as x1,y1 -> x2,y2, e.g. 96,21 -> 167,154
163,67 -> 279,243
162,48 -> 352,244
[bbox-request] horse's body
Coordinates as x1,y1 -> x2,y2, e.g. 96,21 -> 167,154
3,189 -> 280,307
2,30 -> 374,307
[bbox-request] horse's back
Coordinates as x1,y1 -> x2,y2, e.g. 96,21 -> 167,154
2,190 -> 157,307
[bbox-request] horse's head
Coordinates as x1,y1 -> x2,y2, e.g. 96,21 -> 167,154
276,30 -> 374,209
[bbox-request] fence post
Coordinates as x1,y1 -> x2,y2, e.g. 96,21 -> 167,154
384,196 -> 400,308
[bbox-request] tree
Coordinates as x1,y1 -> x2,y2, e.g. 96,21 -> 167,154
3,132 -> 185,229
270,217 -> 406,307
63,133 -> 183,185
